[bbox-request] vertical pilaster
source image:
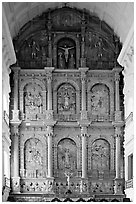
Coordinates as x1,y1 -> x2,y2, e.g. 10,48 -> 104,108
81,126 -> 88,178
47,10 -> 53,67
45,67 -> 54,111
112,67 -> 124,194
47,126 -> 53,178
79,68 -> 89,120
11,66 -> 20,121
44,67 -> 56,179
10,122 -> 21,193
80,10 -> 86,67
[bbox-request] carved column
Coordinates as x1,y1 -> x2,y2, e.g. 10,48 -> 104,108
45,67 -> 54,112
46,126 -> 53,178
81,126 -> 88,178
11,66 -> 20,121
47,10 -> 53,67
112,67 -> 124,194
10,122 -> 21,192
79,68 -> 89,120
80,11 -> 86,67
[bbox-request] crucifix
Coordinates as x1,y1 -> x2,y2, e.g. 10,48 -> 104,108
59,45 -> 74,62
64,171 -> 73,189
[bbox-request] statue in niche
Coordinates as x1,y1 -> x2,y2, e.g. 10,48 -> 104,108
58,138 -> 77,170
68,53 -> 75,69
91,84 -> 109,116
57,84 -> 76,114
92,139 -> 110,170
64,92 -> 70,109
30,40 -> 39,59
59,45 -> 74,62
25,138 -> 43,170
24,84 -> 43,115
58,52 -> 65,68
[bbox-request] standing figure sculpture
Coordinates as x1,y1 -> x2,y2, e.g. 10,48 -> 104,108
58,52 -> 65,68
59,45 -> 74,62
31,40 -> 39,59
68,53 -> 75,69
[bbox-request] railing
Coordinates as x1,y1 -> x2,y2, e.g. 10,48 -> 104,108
125,179 -> 133,189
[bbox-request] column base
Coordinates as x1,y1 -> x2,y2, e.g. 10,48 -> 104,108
11,110 -> 20,121
114,178 -> 124,194
46,177 -> 55,194
80,178 -> 89,194
11,177 -> 20,193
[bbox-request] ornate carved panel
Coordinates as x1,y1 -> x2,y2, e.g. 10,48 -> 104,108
90,84 -> 110,118
24,83 -> 43,119
91,139 -> 110,170
57,83 -> 76,114
57,138 -> 77,171
24,138 -> 43,171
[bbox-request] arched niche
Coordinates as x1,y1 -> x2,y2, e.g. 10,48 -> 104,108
19,79 -> 46,119
24,83 -> 43,115
57,83 -> 76,114
57,37 -> 76,69
53,33 -> 80,68
24,138 -> 46,178
90,83 -> 110,120
57,138 -> 77,171
91,138 -> 110,171
53,80 -> 80,115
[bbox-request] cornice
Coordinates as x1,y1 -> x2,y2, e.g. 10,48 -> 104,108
117,22 -> 134,68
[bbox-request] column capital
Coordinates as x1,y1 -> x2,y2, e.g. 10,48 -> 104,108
81,126 -> 88,137
44,67 -> 54,81
46,125 -> 53,137
11,65 -> 21,72
112,67 -> 123,81
115,127 -> 122,138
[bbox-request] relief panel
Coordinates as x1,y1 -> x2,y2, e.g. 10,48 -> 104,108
24,138 -> 43,171
91,139 -> 110,170
57,138 -> 77,171
90,84 -> 110,119
24,83 -> 43,119
57,83 -> 76,114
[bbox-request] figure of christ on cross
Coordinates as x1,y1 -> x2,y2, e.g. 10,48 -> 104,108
59,45 -> 74,62
64,171 -> 73,189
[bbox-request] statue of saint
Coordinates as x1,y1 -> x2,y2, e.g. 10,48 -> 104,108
58,52 -> 65,68
68,53 -> 75,68
31,40 -> 39,59
59,45 -> 74,62
64,92 -> 70,109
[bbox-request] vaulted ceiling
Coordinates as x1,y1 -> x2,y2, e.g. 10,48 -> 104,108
3,2 -> 134,44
